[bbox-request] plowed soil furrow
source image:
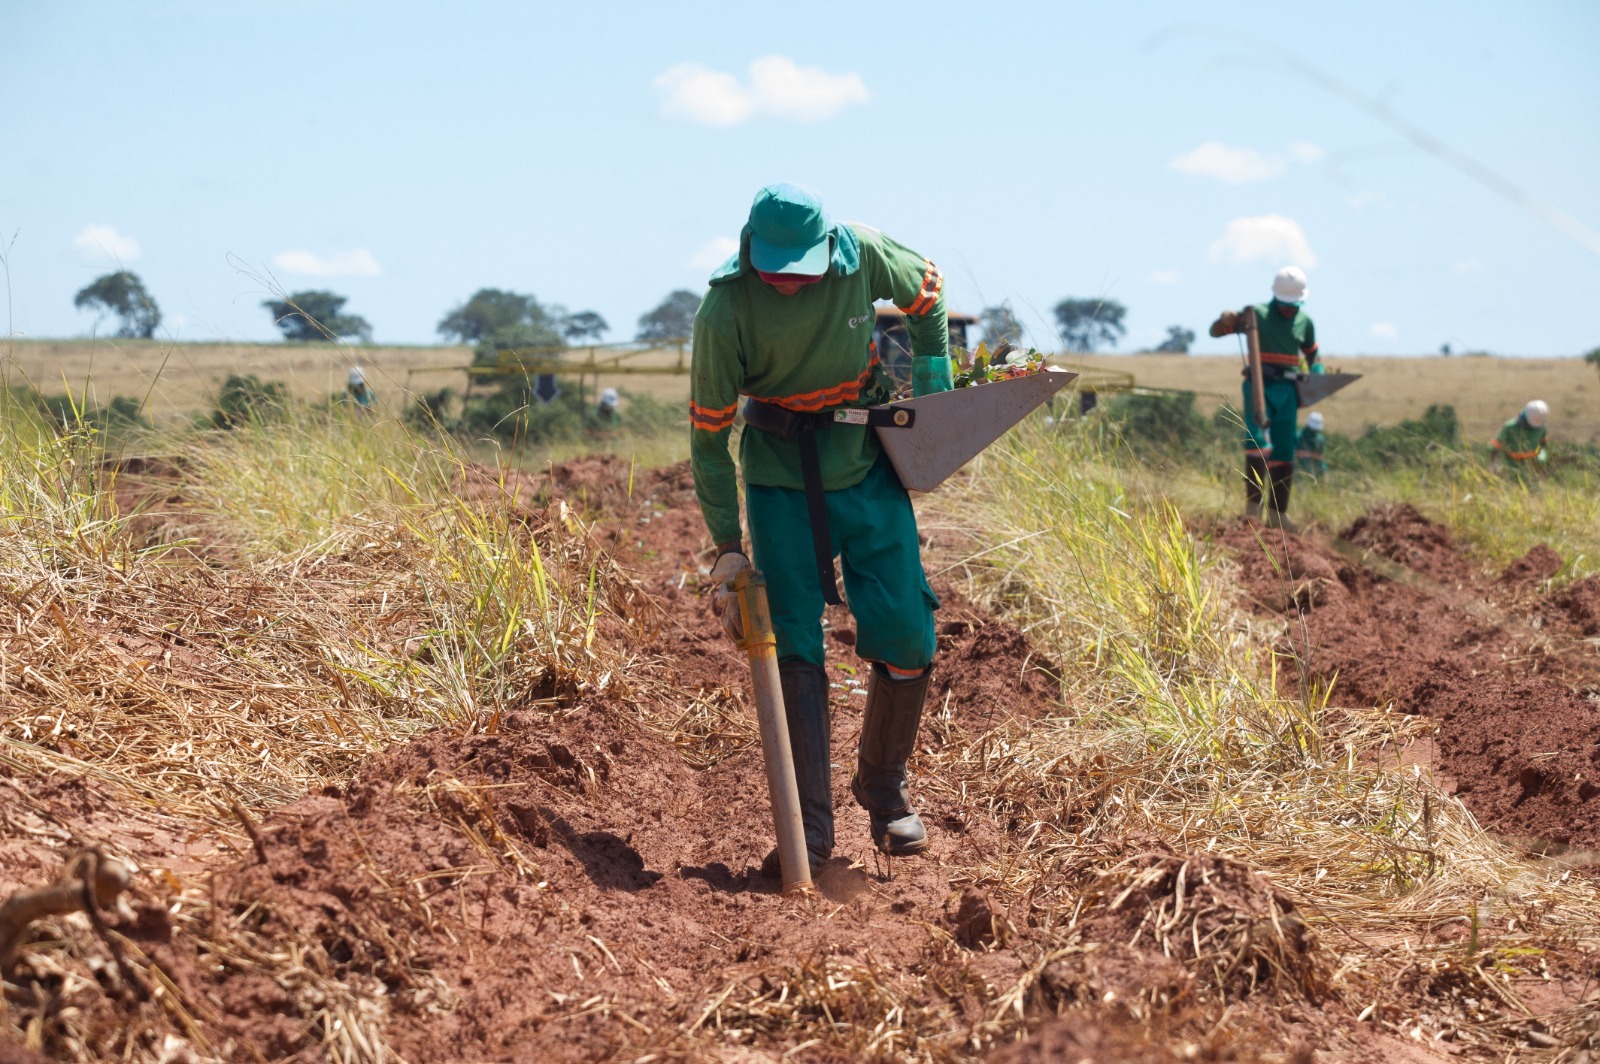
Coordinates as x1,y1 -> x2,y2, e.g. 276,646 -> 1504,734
1219,504 -> 1600,852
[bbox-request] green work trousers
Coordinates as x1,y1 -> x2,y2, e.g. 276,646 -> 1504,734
747,453 -> 938,671
1241,377 -> 1300,466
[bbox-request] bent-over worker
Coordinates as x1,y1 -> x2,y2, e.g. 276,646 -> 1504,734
1210,266 -> 1322,531
1296,411 -> 1327,476
1492,400 -> 1549,464
691,183 -> 952,877
347,366 -> 375,410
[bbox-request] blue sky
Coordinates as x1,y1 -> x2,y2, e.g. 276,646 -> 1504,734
3,0 -> 1596,356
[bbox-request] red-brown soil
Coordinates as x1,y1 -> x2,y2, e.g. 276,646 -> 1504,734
6,466 -> 1593,1061
1218,504 -> 1600,851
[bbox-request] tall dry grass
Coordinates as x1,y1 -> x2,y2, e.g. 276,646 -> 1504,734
923,417 -> 1600,1050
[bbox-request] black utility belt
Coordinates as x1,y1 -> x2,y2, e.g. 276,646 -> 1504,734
740,396 -> 915,608
741,398 -> 915,439
1242,366 -> 1301,381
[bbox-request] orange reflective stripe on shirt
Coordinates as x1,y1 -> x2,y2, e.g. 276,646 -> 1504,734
690,400 -> 738,432
1490,438 -> 1541,460
763,355 -> 881,413
899,259 -> 942,317
1260,351 -> 1300,366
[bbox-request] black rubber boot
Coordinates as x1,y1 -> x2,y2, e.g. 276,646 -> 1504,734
850,664 -> 931,857
759,661 -> 833,878
1243,453 -> 1269,521
1266,464 -> 1298,532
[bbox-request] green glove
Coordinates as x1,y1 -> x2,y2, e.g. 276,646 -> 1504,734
912,354 -> 953,396
1310,362 -> 1325,375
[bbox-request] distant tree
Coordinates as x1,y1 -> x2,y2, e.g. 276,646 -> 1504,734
637,290 -> 703,343
263,290 -> 371,343
979,302 -> 1024,348
73,270 -> 161,339
1153,325 -> 1195,353
1053,297 -> 1126,352
563,310 -> 610,343
438,288 -> 566,345
1585,345 -> 1600,381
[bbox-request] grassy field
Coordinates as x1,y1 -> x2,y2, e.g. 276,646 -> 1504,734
9,338 -> 1597,444
1068,351 -> 1600,444
0,338 -> 694,423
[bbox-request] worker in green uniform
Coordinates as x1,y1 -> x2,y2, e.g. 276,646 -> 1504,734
347,366 -> 375,411
1210,266 -> 1322,531
1296,411 -> 1327,476
691,183 -> 952,877
1491,400 -> 1549,465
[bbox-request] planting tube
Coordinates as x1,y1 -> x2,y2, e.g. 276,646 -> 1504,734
731,570 -> 814,896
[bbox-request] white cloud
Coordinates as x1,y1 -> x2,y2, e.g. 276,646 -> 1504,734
1148,269 -> 1183,284
1452,256 -> 1486,274
689,236 -> 740,271
1207,215 -> 1319,269
1169,142 -> 1284,184
654,55 -> 869,126
1369,322 -> 1398,340
1287,141 -> 1326,164
72,224 -> 141,263
273,248 -> 381,277
1169,141 -> 1327,184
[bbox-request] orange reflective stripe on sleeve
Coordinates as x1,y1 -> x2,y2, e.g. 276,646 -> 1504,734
898,259 -> 943,317
690,400 -> 738,431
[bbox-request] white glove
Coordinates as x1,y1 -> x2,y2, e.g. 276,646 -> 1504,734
709,550 -> 752,643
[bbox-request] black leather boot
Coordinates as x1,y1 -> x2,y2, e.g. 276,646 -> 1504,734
760,661 -> 833,878
1266,464 -> 1298,532
850,664 -> 931,857
1243,453 -> 1268,521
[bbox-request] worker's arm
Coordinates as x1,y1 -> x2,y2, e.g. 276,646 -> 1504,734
689,309 -> 745,549
865,229 -> 952,395
1300,317 -> 1322,373
1209,309 -> 1244,337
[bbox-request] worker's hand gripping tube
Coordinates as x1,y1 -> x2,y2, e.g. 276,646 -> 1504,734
731,570 -> 815,896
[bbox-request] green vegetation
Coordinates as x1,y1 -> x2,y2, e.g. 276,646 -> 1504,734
73,270 -> 162,339
1092,395 -> 1600,578
263,289 -> 373,343
1053,296 -> 1127,351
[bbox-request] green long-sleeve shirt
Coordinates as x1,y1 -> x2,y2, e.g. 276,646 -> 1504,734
1492,416 -> 1547,462
1295,426 -> 1327,474
690,223 -> 951,546
1212,299 -> 1319,370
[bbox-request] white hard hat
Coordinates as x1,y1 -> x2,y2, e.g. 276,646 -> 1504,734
348,366 -> 366,385
600,387 -> 619,405
1523,399 -> 1548,427
1272,266 -> 1308,303
1306,411 -> 1324,431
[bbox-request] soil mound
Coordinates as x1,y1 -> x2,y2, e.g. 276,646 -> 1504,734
1551,574 -> 1600,636
1500,543 -> 1564,586
1341,503 -> 1476,585
1217,513 -> 1600,850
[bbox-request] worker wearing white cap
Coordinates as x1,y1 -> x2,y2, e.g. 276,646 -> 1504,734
1491,400 -> 1549,464
595,386 -> 621,427
1210,266 -> 1322,530
1296,410 -> 1327,476
346,365 -> 375,410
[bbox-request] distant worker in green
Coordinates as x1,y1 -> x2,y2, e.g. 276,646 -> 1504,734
1210,266 -> 1322,531
595,387 -> 621,427
1296,411 -> 1328,476
1491,399 -> 1548,465
347,366 -> 375,411
690,183 -> 952,878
